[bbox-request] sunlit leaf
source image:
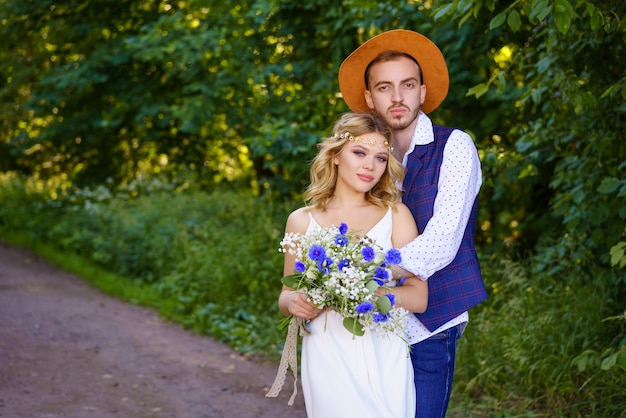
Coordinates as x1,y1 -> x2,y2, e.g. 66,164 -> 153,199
601,353 -> 618,371
529,0 -> 550,21
553,0 -> 574,35
590,10 -> 602,30
609,242 -> 626,268
490,12 -> 507,30
467,83 -> 490,98
434,3 -> 456,20
507,10 -> 522,31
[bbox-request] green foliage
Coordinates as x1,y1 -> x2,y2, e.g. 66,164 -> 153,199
0,173 -> 296,353
611,242 -> 626,269
0,0 -> 349,194
434,0 -> 626,263
433,1 -> 626,413
455,258 -> 626,416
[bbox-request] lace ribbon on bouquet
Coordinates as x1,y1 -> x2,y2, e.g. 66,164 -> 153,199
265,316 -> 311,405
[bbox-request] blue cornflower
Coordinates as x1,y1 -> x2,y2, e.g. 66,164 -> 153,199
373,311 -> 390,323
334,234 -> 349,247
294,261 -> 306,273
373,278 -> 384,286
385,293 -> 396,306
374,267 -> 389,280
317,257 -> 333,274
355,301 -> 374,314
308,244 -> 326,261
338,223 -> 348,235
338,259 -> 350,271
385,248 -> 402,265
398,277 -> 407,286
361,246 -> 375,262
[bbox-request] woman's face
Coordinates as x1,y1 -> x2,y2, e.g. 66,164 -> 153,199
333,132 -> 389,194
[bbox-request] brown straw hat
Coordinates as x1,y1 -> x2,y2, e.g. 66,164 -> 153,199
339,29 -> 449,114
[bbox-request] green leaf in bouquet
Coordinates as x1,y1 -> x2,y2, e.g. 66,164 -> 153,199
365,279 -> 380,294
375,294 -> 392,315
343,317 -> 365,336
281,273 -> 304,289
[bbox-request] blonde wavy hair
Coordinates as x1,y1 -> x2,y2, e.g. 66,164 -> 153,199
304,112 -> 404,210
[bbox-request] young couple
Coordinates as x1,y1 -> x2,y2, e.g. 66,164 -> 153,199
269,30 -> 488,418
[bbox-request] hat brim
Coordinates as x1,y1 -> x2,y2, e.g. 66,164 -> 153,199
339,29 -> 449,114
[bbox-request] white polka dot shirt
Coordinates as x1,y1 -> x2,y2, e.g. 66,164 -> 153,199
400,111 -> 482,343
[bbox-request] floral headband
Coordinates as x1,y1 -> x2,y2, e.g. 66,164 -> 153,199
334,131 -> 392,150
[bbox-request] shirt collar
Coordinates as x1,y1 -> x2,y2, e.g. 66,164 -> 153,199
402,111 -> 434,165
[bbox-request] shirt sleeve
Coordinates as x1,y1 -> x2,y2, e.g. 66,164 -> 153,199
399,129 -> 482,279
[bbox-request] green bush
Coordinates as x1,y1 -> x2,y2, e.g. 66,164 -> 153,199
0,173 -> 296,354
454,258 -> 626,417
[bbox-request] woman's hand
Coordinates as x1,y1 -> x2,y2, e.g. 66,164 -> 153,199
280,289 -> 323,320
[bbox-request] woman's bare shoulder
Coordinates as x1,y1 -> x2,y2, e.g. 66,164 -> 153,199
390,202 -> 418,246
391,202 -> 414,219
285,207 -> 311,235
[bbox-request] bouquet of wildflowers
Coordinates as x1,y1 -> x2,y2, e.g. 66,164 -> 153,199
280,222 -> 408,338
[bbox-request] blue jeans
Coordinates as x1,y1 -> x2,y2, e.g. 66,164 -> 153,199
411,323 -> 465,418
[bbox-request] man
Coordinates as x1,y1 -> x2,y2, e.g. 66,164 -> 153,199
339,29 -> 488,417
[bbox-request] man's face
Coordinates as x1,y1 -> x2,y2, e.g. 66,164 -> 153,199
364,57 -> 427,132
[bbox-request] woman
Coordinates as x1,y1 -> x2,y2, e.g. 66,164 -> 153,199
276,112 -> 428,417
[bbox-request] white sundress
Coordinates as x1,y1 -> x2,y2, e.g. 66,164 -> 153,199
300,207 -> 416,418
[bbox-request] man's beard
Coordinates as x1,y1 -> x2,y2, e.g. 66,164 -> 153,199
386,107 -> 419,131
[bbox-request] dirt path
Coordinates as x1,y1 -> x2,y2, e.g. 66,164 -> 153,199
0,240 -> 306,418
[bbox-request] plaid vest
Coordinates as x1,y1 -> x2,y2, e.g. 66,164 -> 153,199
403,124 -> 488,332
